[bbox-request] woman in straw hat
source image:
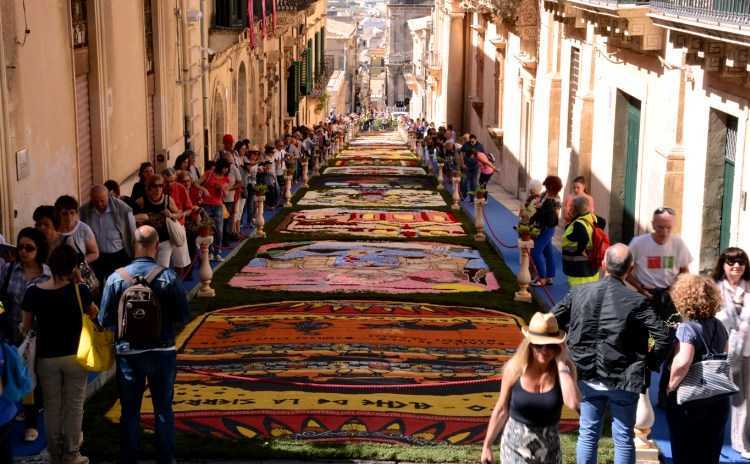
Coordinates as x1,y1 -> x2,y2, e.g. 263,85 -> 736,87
481,312 -> 580,464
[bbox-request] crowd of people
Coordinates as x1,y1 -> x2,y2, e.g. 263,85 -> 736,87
1,111 -> 748,463
402,116 -> 748,463
0,115 -> 351,463
403,118 -> 498,202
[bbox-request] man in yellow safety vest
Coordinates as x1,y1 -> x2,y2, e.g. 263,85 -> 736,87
562,196 -> 601,287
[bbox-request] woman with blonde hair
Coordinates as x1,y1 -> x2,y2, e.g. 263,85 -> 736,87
481,313 -> 580,464
666,274 -> 731,464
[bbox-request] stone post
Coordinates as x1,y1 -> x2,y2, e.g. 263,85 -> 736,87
254,194 -> 266,238
283,174 -> 293,207
436,162 -> 445,190
514,239 -> 534,302
451,175 -> 461,210
196,236 -> 215,298
634,392 -> 659,463
302,160 -> 309,188
474,197 -> 486,241
313,153 -> 320,176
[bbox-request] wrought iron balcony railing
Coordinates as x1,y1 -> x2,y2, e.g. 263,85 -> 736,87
277,0 -> 315,12
651,0 -> 750,25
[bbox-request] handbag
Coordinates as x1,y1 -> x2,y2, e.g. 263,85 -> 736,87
74,284 -> 113,372
676,322 -> 739,405
166,217 -> 187,248
67,237 -> 99,297
17,331 -> 36,391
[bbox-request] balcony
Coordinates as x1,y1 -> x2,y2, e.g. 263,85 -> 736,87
277,0 -> 315,12
650,0 -> 750,33
544,0 -> 664,51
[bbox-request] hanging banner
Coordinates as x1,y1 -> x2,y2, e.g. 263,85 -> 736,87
261,0 -> 267,39
247,0 -> 255,48
271,0 -> 277,34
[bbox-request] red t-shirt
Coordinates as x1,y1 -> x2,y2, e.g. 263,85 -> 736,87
167,183 -> 193,225
202,172 -> 228,207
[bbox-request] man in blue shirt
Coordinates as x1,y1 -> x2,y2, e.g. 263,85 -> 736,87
99,225 -> 189,464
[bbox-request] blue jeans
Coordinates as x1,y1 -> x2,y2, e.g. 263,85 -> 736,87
203,204 -> 223,255
531,226 -> 556,279
461,170 -> 478,199
116,351 -> 177,464
577,382 -> 638,464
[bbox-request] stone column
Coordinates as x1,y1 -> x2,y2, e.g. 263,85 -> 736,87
254,194 -> 266,238
474,197 -> 486,241
547,75 -> 562,176
196,236 -> 215,298
451,175 -> 461,210
514,239 -> 534,302
445,9 -> 466,130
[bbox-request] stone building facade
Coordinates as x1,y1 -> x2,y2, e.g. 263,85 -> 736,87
417,0 -> 750,273
0,0 -> 326,238
384,0 -> 432,108
325,18 -> 358,113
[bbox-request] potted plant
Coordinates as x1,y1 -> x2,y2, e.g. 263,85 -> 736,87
254,184 -> 269,197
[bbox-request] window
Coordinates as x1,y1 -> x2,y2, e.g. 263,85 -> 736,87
71,0 -> 88,48
215,0 -> 247,28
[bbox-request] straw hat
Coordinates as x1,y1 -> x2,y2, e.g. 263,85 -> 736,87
521,313 -> 567,345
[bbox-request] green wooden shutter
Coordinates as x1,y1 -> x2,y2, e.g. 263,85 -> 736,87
720,116 -> 738,250
300,51 -> 309,96
623,95 -> 641,244
294,60 -> 301,103
320,27 -> 325,74
305,40 -> 313,93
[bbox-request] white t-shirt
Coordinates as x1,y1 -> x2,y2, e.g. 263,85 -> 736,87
629,233 -> 693,289
62,221 -> 96,256
223,164 -> 242,203
273,150 -> 286,176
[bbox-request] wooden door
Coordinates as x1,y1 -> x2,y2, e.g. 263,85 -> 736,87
622,95 -> 641,243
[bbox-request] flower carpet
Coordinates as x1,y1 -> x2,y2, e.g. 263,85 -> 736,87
94,132 -> 544,458
105,301 -> 574,445
331,158 -> 421,167
277,209 -> 465,238
298,188 -> 446,208
318,175 -> 434,190
227,241 -> 498,293
337,150 -> 417,160
323,166 -> 427,176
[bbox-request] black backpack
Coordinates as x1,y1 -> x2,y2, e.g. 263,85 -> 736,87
115,266 -> 165,347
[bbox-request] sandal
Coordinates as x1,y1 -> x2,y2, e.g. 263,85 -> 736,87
24,427 -> 39,442
530,279 -> 548,287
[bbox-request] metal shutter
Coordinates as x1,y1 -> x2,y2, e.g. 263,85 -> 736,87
75,75 -> 93,200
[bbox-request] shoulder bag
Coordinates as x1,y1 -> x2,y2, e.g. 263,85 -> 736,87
67,235 -> 100,298
676,321 -> 739,405
164,194 -> 187,248
74,284 -> 113,372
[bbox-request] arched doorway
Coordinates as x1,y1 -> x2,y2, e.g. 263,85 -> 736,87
213,86 -> 225,157
238,63 -> 248,139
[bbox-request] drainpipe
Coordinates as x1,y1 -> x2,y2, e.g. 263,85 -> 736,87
176,4 -> 192,151
200,0 -> 210,164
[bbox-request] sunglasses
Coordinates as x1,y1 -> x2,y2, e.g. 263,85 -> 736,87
654,207 -> 675,215
18,244 -> 37,253
530,343 -> 559,351
726,257 -> 748,266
